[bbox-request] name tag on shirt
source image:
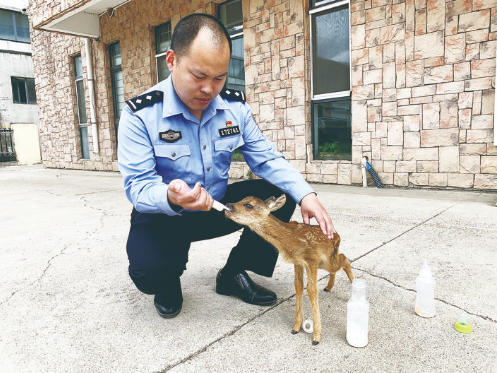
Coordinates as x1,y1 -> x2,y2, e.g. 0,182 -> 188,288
159,129 -> 182,143
219,126 -> 240,138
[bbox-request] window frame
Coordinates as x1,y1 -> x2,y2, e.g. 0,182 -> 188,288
311,97 -> 352,161
109,41 -> 123,139
309,0 -> 351,101
219,0 -> 245,94
11,77 -> 36,104
310,0 -> 352,161
154,22 -> 172,83
73,55 -> 90,160
0,9 -> 30,43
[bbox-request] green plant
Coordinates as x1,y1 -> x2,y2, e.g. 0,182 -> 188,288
246,169 -> 254,180
318,142 -> 351,154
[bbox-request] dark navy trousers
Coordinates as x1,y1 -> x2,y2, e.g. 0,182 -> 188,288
126,179 -> 296,297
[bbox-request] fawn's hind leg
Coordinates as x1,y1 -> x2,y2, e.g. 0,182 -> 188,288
339,254 -> 355,283
292,264 -> 304,335
306,267 -> 321,345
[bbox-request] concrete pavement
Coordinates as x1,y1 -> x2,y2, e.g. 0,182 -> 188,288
1,165 -> 496,372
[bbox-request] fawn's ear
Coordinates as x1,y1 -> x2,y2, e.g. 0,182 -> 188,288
265,194 -> 286,212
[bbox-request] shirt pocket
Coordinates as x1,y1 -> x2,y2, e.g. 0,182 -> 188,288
213,135 -> 245,177
153,144 -> 193,184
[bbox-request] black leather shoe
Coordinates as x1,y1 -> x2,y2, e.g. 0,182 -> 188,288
216,270 -> 277,306
154,295 -> 182,319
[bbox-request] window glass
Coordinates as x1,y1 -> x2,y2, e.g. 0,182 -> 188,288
80,126 -> 90,159
109,42 -> 121,67
220,0 -> 245,93
74,56 -> 83,78
313,99 -> 351,161
227,37 -> 245,92
155,22 -> 171,53
0,9 -> 15,40
18,79 -> 27,103
220,0 -> 245,162
73,55 -> 89,158
219,0 -> 243,35
110,42 -> 124,137
157,56 -> 169,82
11,78 -> 20,103
11,77 -> 36,104
310,0 -> 341,8
155,22 -> 171,82
14,12 -> 30,42
114,70 -> 124,114
27,78 -> 36,103
76,80 -> 87,124
312,5 -> 349,96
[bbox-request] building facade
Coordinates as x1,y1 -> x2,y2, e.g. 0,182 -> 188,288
1,0 -> 40,165
28,0 -> 497,189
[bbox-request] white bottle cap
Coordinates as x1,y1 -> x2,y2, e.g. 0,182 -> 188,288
352,278 -> 366,289
419,258 -> 432,278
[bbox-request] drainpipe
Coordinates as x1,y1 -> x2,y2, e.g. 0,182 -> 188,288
84,38 -> 99,154
361,156 -> 368,188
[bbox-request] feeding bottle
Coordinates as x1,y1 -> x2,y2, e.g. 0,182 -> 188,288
415,259 -> 436,318
346,278 -> 369,348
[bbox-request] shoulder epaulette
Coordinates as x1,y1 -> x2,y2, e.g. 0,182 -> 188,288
126,90 -> 163,112
220,88 -> 245,102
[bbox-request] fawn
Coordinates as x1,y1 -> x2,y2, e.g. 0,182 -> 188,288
225,194 -> 354,345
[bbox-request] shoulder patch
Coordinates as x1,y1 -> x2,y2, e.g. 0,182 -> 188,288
126,90 -> 163,112
220,88 -> 246,102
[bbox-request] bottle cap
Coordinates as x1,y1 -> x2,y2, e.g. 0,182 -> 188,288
454,313 -> 472,334
419,258 -> 432,278
303,319 -> 313,334
352,278 -> 366,289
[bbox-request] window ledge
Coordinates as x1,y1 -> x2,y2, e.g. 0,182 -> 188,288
309,159 -> 352,164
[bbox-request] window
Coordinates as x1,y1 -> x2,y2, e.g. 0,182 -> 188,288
110,42 -> 124,138
220,0 -> 245,162
155,22 -> 171,82
74,55 -> 90,159
11,77 -> 36,104
310,1 -> 351,161
219,0 -> 245,93
0,9 -> 30,43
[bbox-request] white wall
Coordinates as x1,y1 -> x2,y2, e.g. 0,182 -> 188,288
0,0 -> 38,127
12,123 -> 41,164
0,0 -> 30,11
0,53 -> 38,126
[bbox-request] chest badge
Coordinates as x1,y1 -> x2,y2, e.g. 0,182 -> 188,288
219,125 -> 240,138
159,129 -> 182,143
226,121 -> 232,127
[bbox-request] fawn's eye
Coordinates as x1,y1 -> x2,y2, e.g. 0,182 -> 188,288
244,204 -> 253,209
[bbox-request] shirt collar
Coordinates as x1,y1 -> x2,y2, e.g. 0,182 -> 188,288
161,77 -> 185,118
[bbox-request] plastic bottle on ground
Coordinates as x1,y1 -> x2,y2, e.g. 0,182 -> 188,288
415,258 -> 436,318
346,278 -> 369,347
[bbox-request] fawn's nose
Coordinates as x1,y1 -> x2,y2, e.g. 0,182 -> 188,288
225,203 -> 234,213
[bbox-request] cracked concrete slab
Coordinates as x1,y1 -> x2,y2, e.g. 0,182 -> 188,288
1,165 -> 496,372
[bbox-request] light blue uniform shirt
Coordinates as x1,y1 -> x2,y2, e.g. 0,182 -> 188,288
118,77 -> 315,215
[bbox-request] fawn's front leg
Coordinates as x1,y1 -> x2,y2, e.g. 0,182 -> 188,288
292,264 -> 304,335
324,272 -> 336,292
307,267 -> 321,345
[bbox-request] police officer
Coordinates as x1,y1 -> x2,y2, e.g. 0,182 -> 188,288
118,14 -> 336,319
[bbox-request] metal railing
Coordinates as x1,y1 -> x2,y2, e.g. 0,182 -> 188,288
0,128 -> 17,162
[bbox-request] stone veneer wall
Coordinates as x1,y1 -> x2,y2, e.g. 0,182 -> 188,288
29,0 -> 312,174
347,0 -> 497,189
29,0 -> 497,188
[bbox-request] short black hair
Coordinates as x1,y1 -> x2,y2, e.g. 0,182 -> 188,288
170,13 -> 232,60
